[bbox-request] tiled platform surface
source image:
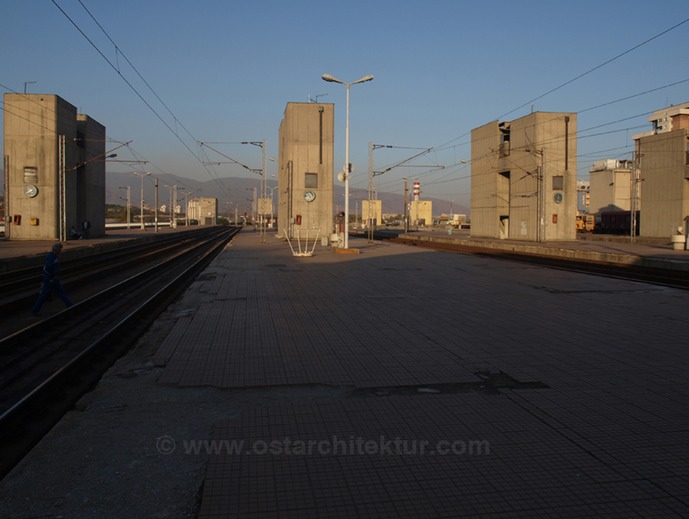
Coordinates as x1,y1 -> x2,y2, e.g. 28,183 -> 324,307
155,232 -> 689,518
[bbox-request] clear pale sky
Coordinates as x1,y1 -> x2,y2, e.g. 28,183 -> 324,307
2,0 -> 688,208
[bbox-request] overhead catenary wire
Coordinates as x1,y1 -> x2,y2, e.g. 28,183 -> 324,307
368,18 -> 689,205
50,0 -> 233,199
431,18 -> 689,156
497,16 -> 689,121
75,0 -> 199,148
39,4 -> 689,206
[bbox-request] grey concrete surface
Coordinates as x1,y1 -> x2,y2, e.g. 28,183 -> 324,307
1,232 -> 688,518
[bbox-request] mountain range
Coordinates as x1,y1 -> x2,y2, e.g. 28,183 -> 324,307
1,171 -> 468,218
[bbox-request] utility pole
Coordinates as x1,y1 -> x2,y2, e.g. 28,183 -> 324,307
59,135 -> 67,242
260,140 -> 266,242
133,172 -> 151,230
172,185 -> 178,229
630,147 -> 640,243
154,177 -> 159,232
369,144 -> 436,240
403,178 -> 409,233
119,186 -> 131,229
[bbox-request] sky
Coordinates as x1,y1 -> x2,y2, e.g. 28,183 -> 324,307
2,0 -> 689,210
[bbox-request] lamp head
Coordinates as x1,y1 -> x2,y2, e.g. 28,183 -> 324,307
321,73 -> 343,84
353,74 -> 374,85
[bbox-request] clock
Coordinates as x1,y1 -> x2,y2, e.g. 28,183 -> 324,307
24,184 -> 39,198
304,190 -> 316,202
553,192 -> 563,204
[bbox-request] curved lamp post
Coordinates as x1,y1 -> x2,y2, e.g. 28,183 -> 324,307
322,73 -> 374,249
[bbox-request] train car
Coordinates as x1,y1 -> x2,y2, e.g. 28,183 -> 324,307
576,213 -> 595,232
595,210 -> 639,235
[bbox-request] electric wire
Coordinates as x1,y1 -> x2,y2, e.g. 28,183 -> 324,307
29,5 -> 689,209
50,0 -> 233,199
432,17 -> 689,155
497,16 -> 689,120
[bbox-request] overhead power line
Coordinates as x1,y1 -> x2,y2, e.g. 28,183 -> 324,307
50,0 -> 233,199
497,16 -> 689,120
434,17 -> 689,154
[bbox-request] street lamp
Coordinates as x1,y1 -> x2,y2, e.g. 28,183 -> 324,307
322,73 -> 374,248
132,172 -> 151,230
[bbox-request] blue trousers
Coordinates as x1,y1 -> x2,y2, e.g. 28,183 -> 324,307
32,279 -> 73,315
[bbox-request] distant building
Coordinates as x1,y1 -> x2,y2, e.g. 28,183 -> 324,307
188,197 -> 218,225
410,200 -> 432,227
632,102 -> 689,238
3,93 -> 106,240
471,112 -> 577,241
361,199 -> 382,227
588,159 -> 637,215
277,103 -> 334,241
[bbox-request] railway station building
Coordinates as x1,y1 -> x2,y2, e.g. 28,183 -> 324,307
632,102 -> 689,238
3,93 -> 106,241
277,102 -> 334,242
471,111 -> 577,241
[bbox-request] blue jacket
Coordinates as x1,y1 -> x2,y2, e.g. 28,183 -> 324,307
42,252 -> 60,282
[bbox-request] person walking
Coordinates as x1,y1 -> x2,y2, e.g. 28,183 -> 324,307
81,219 -> 91,239
32,243 -> 73,316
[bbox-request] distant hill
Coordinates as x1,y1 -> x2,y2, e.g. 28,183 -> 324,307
107,172 -> 470,217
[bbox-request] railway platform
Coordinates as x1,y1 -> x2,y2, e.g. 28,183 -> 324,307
1,230 -> 689,517
392,228 -> 689,271
388,229 -> 689,270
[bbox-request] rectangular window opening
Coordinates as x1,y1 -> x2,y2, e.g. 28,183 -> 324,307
305,172 -> 318,188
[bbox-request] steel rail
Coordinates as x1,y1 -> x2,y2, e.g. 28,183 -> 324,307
0,227 -> 220,299
0,227 -> 239,480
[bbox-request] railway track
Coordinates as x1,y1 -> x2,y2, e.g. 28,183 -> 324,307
0,227 -> 225,323
0,226 -> 240,480
389,235 -> 689,290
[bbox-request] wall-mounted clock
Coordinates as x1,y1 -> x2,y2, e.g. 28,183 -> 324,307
304,190 -> 316,202
24,184 -> 38,198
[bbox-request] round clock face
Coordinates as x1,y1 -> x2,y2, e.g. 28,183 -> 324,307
25,184 -> 38,198
304,190 -> 316,202
553,192 -> 563,204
